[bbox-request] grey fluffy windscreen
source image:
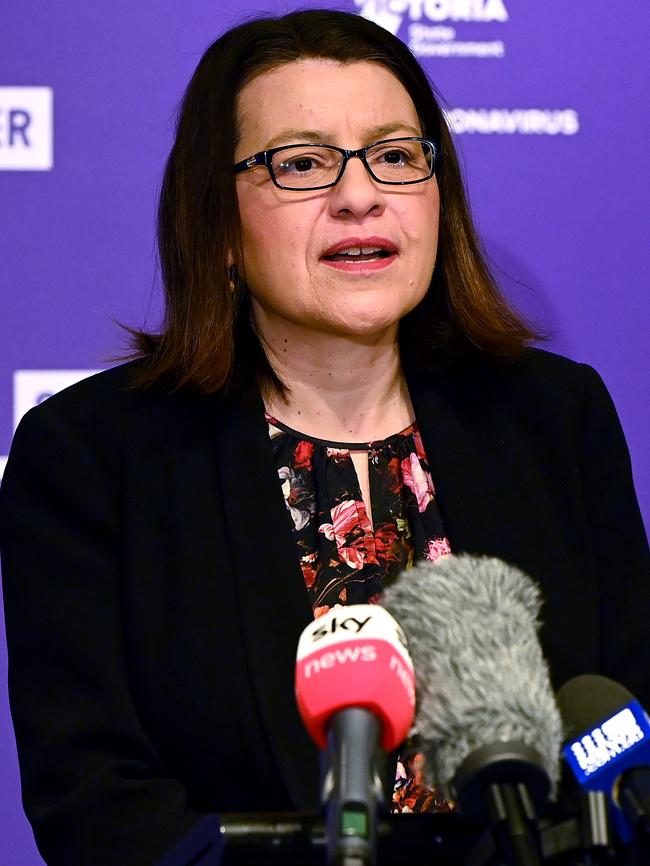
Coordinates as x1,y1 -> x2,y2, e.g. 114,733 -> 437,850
382,554 -> 562,793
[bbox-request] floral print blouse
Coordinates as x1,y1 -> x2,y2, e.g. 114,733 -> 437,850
266,412 -> 454,814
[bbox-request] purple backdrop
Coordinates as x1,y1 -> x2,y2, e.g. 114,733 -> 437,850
1,2 -> 648,862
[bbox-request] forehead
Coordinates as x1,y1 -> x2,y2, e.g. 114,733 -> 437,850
235,59 -> 421,152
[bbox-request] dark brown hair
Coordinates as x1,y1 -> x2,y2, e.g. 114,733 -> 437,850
127,9 -> 541,394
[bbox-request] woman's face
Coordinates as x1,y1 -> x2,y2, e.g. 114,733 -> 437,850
234,60 -> 440,341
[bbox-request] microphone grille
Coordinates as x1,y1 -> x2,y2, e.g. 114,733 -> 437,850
557,674 -> 634,743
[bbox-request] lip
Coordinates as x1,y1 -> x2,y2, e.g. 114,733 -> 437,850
320,236 -> 399,257
319,236 -> 399,272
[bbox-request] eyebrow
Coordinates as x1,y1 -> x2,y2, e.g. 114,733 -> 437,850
263,122 -> 423,150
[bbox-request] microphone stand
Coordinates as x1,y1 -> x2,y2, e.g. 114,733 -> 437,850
157,806 -> 641,865
617,767 -> 650,866
217,810 -> 482,865
322,707 -> 384,865
485,780 -> 543,866
452,742 -> 548,866
539,790 -> 616,866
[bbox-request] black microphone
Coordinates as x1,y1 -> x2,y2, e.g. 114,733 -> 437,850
557,674 -> 650,861
383,554 -> 562,866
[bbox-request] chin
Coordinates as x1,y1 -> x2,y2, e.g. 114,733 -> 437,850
325,312 -> 406,339
334,299 -> 423,334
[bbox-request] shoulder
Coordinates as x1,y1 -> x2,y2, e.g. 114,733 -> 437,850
416,347 -> 622,456
498,348 -> 616,430
432,347 -> 604,418
21,361 -> 177,423
11,361 -> 217,445
1,363 -> 226,501
505,347 -> 603,395
451,346 -> 596,393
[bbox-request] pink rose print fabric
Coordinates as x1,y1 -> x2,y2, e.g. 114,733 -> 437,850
266,413 -> 453,814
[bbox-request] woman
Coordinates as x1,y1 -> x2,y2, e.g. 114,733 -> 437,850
1,9 -> 648,866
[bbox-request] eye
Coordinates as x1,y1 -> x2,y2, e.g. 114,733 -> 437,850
381,148 -> 409,165
371,145 -> 416,167
367,140 -> 432,178
283,156 -> 319,173
275,150 -> 334,175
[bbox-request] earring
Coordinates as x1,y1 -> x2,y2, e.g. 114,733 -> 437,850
227,265 -> 238,293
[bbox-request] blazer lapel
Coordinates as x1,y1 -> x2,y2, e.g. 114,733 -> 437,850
406,360 -> 565,572
212,388 -> 320,811
406,364 -> 497,557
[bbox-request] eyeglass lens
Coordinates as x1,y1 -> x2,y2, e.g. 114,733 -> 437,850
271,139 -> 434,189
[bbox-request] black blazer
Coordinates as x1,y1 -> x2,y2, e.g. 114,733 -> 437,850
1,348 -> 648,866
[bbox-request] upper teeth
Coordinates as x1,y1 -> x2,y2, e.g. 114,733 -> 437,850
339,246 -> 383,256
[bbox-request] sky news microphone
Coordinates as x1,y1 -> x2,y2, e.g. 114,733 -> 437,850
383,554 -> 562,866
295,604 -> 415,866
557,673 -> 650,854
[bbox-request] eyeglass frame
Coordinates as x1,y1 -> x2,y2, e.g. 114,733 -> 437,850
232,137 -> 441,191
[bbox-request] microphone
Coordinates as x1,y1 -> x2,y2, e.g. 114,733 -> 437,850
382,554 -> 562,866
557,674 -> 650,850
295,603 -> 415,866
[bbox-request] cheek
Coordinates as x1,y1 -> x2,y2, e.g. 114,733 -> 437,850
238,191 -> 310,281
238,190 -> 272,265
420,183 -> 441,233
408,188 -> 440,265
237,197 -> 327,322
396,180 -> 439,228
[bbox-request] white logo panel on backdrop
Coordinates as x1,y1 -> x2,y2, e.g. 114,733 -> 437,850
0,370 -> 100,481
0,87 -> 53,171
354,0 -> 509,58
448,108 -> 580,135
352,4 -> 580,131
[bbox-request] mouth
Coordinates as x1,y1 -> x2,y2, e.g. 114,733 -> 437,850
320,237 -> 398,271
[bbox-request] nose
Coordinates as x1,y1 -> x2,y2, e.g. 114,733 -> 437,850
327,154 -> 386,220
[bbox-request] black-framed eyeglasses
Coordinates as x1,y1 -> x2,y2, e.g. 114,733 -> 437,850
233,137 -> 441,191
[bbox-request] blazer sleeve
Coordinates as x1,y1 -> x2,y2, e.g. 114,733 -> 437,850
0,398 -> 207,866
577,364 -> 650,707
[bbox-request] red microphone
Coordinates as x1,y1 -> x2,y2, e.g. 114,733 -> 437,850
295,604 -> 415,865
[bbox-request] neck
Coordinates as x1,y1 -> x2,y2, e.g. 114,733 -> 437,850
254,306 -> 414,442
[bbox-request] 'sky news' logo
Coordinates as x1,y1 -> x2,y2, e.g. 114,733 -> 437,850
0,87 -> 53,170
